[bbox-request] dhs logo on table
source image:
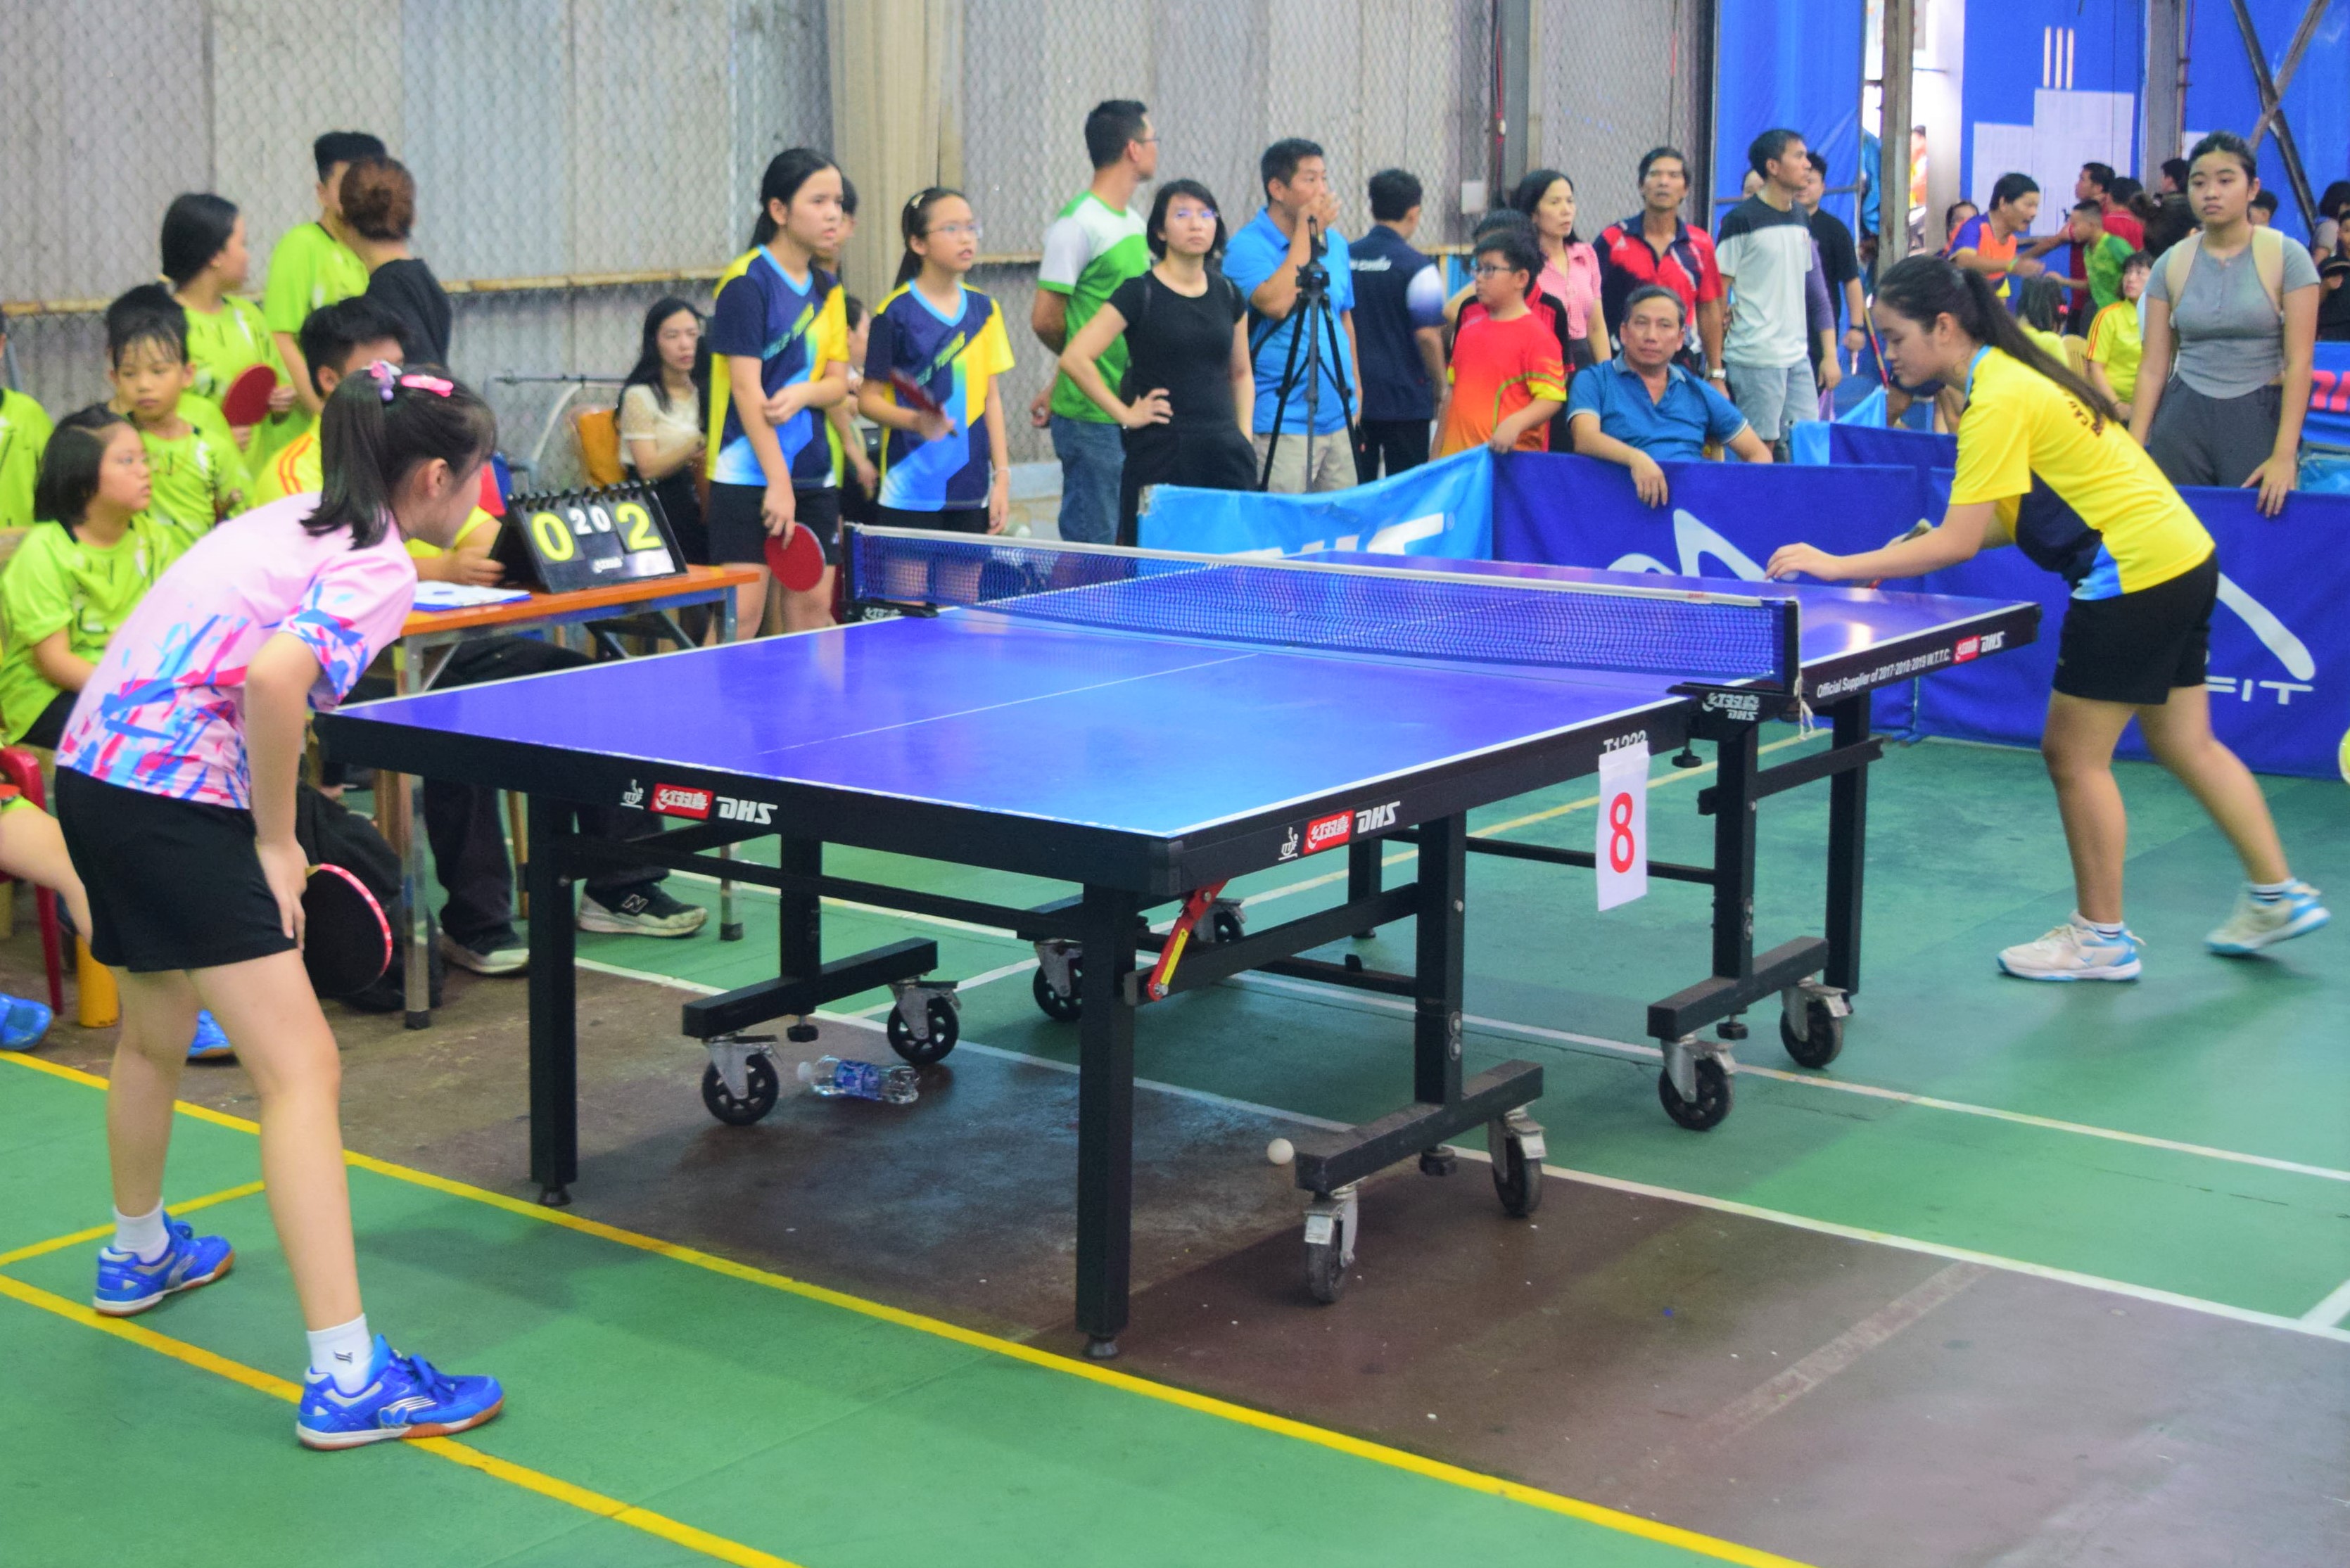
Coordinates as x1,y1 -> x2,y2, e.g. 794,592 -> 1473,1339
1281,801 -> 1400,860
1953,630 -> 2006,663
648,784 -> 713,820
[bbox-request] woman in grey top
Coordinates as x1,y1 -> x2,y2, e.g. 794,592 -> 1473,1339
2130,132 -> 2319,512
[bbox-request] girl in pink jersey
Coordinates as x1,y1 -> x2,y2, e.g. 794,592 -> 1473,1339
56,364 -> 509,1448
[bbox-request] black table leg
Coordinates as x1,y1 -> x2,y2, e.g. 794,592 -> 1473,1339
526,796 -> 578,1207
1710,725 -> 1761,986
1348,839 -> 1382,939
1414,814 -> 1467,1109
777,836 -> 820,1037
1074,883 -> 1140,1358
1825,698 -> 1870,996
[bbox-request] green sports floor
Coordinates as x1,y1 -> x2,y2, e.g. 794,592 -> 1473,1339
3,730 -> 2345,1567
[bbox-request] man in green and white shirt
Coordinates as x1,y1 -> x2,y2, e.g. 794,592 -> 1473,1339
0,346 -> 52,531
1031,100 -> 1157,544
264,130 -> 384,417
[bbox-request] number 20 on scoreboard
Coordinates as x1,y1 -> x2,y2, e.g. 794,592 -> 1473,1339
1596,739 -> 1649,910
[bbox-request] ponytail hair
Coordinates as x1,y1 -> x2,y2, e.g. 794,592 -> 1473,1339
894,186 -> 963,288
749,147 -> 837,248
33,405 -> 134,538
310,362 -> 497,549
1874,255 -> 2119,430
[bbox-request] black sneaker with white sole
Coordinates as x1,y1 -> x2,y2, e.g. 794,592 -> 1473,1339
576,886 -> 709,938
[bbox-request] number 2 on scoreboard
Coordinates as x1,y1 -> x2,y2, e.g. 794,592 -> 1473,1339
615,501 -> 662,552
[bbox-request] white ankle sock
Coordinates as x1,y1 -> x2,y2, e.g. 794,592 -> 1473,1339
2248,878 -> 2295,901
307,1314 -> 374,1394
2074,912 -> 2126,940
111,1203 -> 169,1261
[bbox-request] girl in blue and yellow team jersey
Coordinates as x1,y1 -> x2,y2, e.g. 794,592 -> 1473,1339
1767,256 -> 2325,982
857,188 -> 1015,535
706,148 -> 849,637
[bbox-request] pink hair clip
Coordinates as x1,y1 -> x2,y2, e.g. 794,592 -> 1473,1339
367,360 -> 400,402
398,373 -> 455,397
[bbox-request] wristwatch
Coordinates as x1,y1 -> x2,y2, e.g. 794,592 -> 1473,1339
1707,369 -> 1727,380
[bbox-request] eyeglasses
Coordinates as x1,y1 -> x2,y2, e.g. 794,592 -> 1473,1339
927,222 -> 982,241
1471,263 -> 1520,279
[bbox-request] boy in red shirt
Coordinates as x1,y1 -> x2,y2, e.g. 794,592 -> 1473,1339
1437,230 -> 1566,454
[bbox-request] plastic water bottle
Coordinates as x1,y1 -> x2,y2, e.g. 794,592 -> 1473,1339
797,1055 -> 920,1105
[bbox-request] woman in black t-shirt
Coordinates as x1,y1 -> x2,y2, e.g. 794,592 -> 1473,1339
1058,179 -> 1257,545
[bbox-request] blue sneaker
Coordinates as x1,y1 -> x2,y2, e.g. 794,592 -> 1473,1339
93,1216 -> 234,1316
0,993 -> 53,1050
2207,881 -> 2330,955
296,1335 -> 504,1451
187,1010 -> 234,1062
1998,917 -> 2142,981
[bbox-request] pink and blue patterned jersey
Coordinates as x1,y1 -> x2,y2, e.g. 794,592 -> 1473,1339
58,494 -> 416,808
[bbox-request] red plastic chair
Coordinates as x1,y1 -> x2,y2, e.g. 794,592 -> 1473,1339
0,749 -> 66,1012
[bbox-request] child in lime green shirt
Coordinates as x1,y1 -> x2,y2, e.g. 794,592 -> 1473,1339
104,286 -> 246,537
0,321 -> 52,530
165,193 -> 301,466
0,408 -> 191,747
265,130 -> 384,416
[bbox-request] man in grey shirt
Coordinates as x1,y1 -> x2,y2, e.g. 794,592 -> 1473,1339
1715,129 -> 1832,454
2131,132 -> 2320,502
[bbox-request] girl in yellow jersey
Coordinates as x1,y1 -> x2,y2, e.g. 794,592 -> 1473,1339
1767,256 -> 2326,981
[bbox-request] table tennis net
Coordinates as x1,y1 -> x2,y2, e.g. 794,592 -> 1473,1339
845,528 -> 1798,687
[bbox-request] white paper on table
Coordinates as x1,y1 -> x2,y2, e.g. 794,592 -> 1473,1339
1596,740 -> 1649,911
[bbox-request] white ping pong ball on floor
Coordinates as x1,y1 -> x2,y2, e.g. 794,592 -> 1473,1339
1266,1137 -> 1295,1166
796,1060 -> 816,1083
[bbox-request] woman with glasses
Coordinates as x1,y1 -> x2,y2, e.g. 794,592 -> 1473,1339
1058,179 -> 1256,545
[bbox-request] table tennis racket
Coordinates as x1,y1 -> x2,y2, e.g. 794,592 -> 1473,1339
763,521 -> 828,592
303,862 -> 393,999
889,369 -> 944,418
220,364 -> 278,428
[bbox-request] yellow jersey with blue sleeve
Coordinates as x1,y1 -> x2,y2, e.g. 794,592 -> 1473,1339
1949,348 -> 2211,601
865,283 -> 1015,511
243,424 -> 496,553
705,248 -> 847,490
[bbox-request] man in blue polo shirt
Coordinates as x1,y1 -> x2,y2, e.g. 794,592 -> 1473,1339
1223,137 -> 1362,493
1566,285 -> 1771,506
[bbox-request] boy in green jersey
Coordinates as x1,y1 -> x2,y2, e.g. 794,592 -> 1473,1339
103,286 -> 246,537
0,319 -> 53,530
265,130 -> 383,416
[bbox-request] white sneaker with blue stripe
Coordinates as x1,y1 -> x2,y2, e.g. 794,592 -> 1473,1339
92,1216 -> 234,1316
2207,881 -> 2330,955
1998,917 -> 2142,981
296,1335 -> 505,1450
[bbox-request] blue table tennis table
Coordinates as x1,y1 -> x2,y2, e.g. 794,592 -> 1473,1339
318,526 -> 2036,1355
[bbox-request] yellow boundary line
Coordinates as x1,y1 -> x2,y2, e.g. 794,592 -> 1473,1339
0,1270 -> 799,1567
0,1050 -> 1815,1568
0,1180 -> 265,1266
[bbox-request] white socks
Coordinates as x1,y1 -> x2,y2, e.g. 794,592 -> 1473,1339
111,1203 -> 169,1262
307,1314 -> 375,1394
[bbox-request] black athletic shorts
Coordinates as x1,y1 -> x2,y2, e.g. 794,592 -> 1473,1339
877,505 -> 991,535
2052,552 -> 2219,707
706,483 -> 842,568
56,768 -> 297,973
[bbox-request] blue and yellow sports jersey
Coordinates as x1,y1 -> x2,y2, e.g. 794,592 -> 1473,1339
706,249 -> 847,490
1951,348 -> 2212,600
864,283 -> 1015,511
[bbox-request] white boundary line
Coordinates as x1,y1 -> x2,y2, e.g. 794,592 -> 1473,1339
567,955 -> 2350,1344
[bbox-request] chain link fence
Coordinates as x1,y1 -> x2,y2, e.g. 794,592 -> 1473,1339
3,0 -> 1700,476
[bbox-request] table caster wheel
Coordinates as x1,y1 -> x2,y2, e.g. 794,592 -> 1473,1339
1488,1111 -> 1545,1216
1033,958 -> 1083,1022
1780,991 -> 1847,1069
887,993 -> 960,1065
1418,1147 -> 1457,1176
701,1056 -> 779,1126
1302,1185 -> 1359,1304
1658,1057 -> 1732,1130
